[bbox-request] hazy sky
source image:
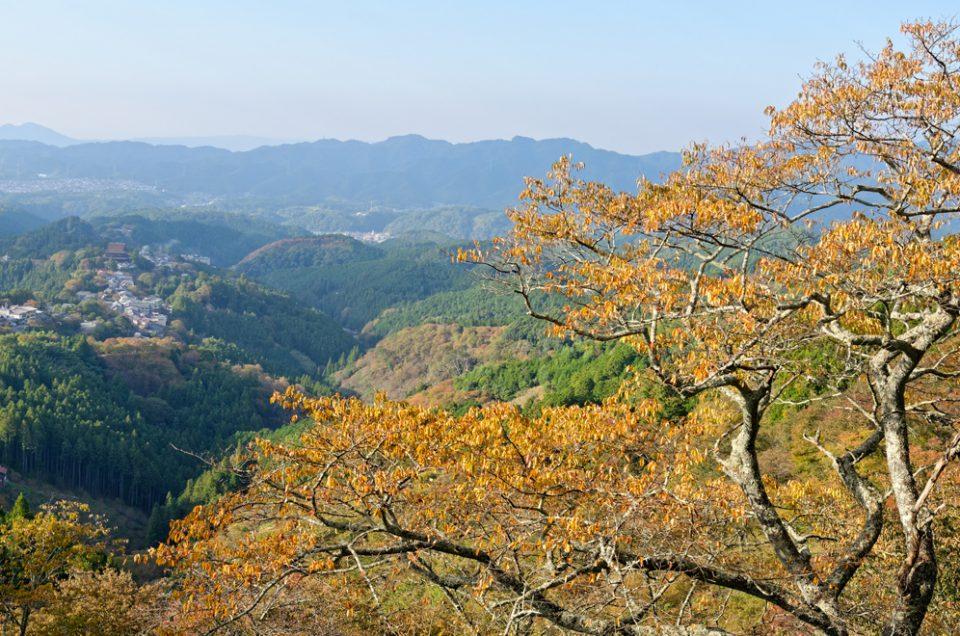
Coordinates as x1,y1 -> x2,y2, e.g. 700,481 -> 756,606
1,1 -> 957,154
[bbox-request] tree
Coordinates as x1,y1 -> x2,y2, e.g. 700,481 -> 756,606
152,21 -> 960,635
8,494 -> 30,521
145,504 -> 166,546
31,569 -> 152,636
0,501 -> 115,636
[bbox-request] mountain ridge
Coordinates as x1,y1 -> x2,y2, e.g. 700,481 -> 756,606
0,132 -> 681,209
0,122 -> 79,147
0,123 -> 675,157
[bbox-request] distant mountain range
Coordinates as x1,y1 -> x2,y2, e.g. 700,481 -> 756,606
0,122 -> 295,151
0,126 -> 681,209
0,123 -> 79,147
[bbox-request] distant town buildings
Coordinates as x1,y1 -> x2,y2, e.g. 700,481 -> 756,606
3,241 -> 195,340
180,253 -> 211,265
95,269 -> 170,337
341,231 -> 391,243
0,178 -> 157,195
139,245 -> 174,268
99,269 -> 134,292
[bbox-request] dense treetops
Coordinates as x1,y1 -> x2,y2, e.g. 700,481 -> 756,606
0,498 -> 150,635
0,332 -> 284,511
234,234 -> 381,276
245,237 -> 475,331
168,273 -> 355,377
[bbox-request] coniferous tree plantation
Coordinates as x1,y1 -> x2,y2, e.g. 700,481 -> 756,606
0,332 -> 281,509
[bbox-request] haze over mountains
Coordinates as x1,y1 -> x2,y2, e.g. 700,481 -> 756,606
0,123 -> 681,209
0,122 -> 293,151
0,123 -> 79,147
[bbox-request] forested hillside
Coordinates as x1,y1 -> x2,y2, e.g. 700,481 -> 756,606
0,255 -> 76,300
0,217 -> 357,539
237,235 -> 475,330
167,274 -> 355,376
92,211 -> 303,267
0,209 -> 46,237
454,341 -> 645,409
0,215 -> 358,374
0,333 -> 283,510
0,216 -> 100,259
234,234 -> 381,277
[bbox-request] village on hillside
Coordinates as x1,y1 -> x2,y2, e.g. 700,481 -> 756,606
73,242 -> 170,337
0,240 -> 213,339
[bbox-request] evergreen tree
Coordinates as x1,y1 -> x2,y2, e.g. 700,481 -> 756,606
146,504 -> 166,545
9,493 -> 30,520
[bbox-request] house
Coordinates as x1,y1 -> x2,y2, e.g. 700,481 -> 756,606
104,272 -> 134,291
141,296 -> 165,310
0,305 -> 41,321
181,253 -> 212,266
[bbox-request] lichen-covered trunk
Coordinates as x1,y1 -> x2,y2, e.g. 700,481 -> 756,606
724,389 -> 846,634
880,398 -> 936,636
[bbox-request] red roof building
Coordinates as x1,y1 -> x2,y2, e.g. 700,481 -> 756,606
106,242 -> 130,261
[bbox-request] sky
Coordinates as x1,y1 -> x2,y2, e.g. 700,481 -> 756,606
1,1 -> 958,154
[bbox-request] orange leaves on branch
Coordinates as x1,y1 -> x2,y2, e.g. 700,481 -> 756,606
150,387 -> 729,632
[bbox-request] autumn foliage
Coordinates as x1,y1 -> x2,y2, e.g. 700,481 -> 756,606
0,502 -> 145,635
151,21 -> 960,636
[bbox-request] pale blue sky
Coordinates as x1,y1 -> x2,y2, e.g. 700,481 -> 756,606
0,1 -> 957,153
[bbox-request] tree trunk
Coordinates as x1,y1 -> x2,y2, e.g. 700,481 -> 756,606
18,607 -> 30,636
722,387 -> 846,634
871,307 -> 956,634
880,400 -> 936,635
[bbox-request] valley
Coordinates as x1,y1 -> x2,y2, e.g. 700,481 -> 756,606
0,210 -> 631,550
3,11 -> 960,633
